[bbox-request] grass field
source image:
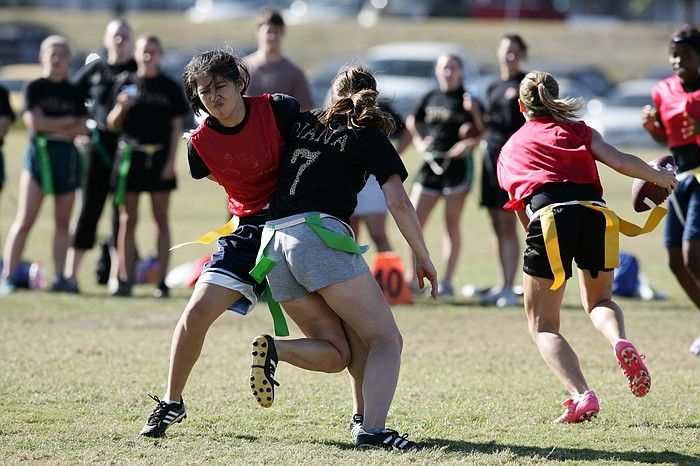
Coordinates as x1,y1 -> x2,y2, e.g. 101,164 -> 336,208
1,10 -> 699,465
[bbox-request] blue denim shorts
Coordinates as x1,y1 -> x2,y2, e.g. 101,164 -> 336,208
664,175 -> 700,247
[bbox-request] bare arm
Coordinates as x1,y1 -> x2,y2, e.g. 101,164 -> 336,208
641,104 -> 668,145
24,108 -> 86,137
589,128 -> 677,192
106,92 -> 132,132
405,114 -> 433,153
381,174 -> 438,298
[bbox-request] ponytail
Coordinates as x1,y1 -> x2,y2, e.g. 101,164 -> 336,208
319,66 -> 396,135
519,70 -> 584,123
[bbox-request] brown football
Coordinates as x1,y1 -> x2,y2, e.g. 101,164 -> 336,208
631,155 -> 676,212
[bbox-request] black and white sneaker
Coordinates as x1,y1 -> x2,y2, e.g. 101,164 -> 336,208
349,414 -> 363,438
354,426 -> 417,451
139,395 -> 186,438
249,334 -> 279,408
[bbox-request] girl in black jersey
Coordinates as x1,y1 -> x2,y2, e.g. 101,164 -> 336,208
477,34 -> 528,307
1,36 -> 87,295
405,53 -> 483,296
106,34 -> 188,298
65,19 -> 137,292
248,67 -> 438,450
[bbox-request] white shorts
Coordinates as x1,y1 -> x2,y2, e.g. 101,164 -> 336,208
353,175 -> 387,217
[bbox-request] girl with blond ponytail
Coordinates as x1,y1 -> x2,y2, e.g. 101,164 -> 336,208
497,70 -> 677,424
247,66 -> 437,450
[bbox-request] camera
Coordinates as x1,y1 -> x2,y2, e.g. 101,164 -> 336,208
123,84 -> 137,98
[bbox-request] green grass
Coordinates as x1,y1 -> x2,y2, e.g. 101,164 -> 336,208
1,11 -> 699,464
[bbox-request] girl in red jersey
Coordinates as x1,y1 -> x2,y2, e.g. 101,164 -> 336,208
642,25 -> 700,356
498,71 -> 676,423
138,49 -> 300,437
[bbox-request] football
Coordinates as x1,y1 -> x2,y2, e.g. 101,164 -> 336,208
631,155 -> 676,212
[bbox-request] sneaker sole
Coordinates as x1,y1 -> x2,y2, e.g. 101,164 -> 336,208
617,346 -> 651,397
250,336 -> 275,408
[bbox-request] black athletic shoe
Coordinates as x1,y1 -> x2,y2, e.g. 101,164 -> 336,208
354,426 -> 418,451
153,281 -> 170,299
349,414 -> 363,438
139,395 -> 186,438
249,334 -> 279,408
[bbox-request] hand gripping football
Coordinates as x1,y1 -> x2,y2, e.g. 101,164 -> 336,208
631,155 -> 676,212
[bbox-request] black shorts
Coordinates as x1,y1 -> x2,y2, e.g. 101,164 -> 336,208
0,146 -> 5,190
414,152 -> 472,195
23,138 -> 82,195
480,143 -> 510,208
116,143 -> 177,193
523,204 -> 613,281
198,212 -> 268,315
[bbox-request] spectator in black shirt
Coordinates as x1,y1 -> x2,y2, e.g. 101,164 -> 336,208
406,53 -> 483,296
477,34 -> 528,307
106,34 -> 187,298
1,35 -> 87,295
65,18 -> 137,292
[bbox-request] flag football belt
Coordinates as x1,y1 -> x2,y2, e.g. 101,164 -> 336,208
676,166 -> 700,182
249,213 -> 370,337
88,125 -> 115,169
113,140 -> 165,205
528,200 -> 667,291
34,135 -> 54,195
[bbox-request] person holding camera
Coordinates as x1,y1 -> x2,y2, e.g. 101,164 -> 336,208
106,34 -> 187,297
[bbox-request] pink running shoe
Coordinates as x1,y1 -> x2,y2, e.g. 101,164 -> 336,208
552,390 -> 600,424
614,339 -> 651,397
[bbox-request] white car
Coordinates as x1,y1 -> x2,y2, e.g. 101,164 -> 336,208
583,79 -> 657,147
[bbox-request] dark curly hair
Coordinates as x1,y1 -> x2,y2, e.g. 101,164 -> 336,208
671,24 -> 700,54
182,48 -> 250,116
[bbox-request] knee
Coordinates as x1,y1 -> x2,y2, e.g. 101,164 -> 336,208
669,255 -> 687,277
325,345 -> 352,373
367,327 -> 403,355
179,304 -> 217,333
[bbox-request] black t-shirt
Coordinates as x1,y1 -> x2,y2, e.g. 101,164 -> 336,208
269,110 -> 409,224
484,71 -> 527,149
410,86 -> 472,152
188,93 -> 300,179
24,77 -> 87,118
71,58 -> 137,126
114,73 -> 188,144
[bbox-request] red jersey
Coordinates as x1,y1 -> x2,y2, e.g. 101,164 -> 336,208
190,94 -> 284,216
497,117 -> 602,211
652,75 -> 700,148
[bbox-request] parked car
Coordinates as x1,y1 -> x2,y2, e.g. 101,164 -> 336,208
186,0 -> 289,22
282,0 -> 364,24
582,79 -> 657,147
531,63 -> 615,97
468,0 -> 566,20
364,41 -> 479,118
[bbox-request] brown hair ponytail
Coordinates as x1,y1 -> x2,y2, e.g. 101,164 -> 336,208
519,70 -> 584,122
319,66 -> 396,135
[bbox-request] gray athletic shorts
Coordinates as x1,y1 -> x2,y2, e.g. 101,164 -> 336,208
263,212 -> 370,302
